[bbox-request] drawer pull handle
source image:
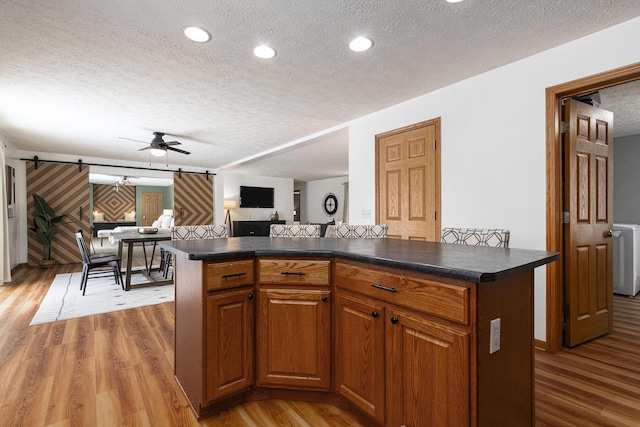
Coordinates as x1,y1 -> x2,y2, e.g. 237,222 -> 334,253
371,311 -> 380,318
322,296 -> 328,302
248,294 -> 254,300
281,271 -> 306,276
371,283 -> 397,293
222,272 -> 247,279
391,317 -> 399,324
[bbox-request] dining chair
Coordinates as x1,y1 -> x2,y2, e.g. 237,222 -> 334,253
335,224 -> 388,238
74,229 -> 124,295
440,227 -> 510,248
269,224 -> 321,237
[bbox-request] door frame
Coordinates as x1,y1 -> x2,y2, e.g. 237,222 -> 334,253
545,62 -> 640,353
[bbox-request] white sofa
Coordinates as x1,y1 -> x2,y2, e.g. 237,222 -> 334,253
102,214 -> 174,245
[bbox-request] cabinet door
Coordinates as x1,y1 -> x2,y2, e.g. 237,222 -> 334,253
386,309 -> 470,427
335,293 -> 386,424
206,287 -> 255,403
257,289 -> 331,390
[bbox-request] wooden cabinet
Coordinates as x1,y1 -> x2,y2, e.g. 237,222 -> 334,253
257,288 -> 331,390
174,257 -> 255,418
257,258 -> 331,390
335,293 -> 386,423
206,287 -> 254,402
385,308 -> 469,427
335,261 -> 472,426
174,251 -> 537,425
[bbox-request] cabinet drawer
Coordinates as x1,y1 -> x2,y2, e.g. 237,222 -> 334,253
206,259 -> 255,291
334,262 -> 469,324
258,259 -> 330,286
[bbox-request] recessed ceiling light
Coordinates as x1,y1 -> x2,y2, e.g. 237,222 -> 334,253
254,45 -> 276,59
184,26 -> 211,43
446,0 -> 465,3
349,37 -> 373,52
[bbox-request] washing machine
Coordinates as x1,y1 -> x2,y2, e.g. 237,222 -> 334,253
612,223 -> 640,297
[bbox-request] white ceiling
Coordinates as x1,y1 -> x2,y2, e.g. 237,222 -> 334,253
2,1 -> 640,182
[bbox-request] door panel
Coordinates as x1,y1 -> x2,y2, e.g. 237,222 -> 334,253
376,119 -> 440,241
141,191 -> 163,226
27,163 -> 90,265
563,99 -> 613,347
173,173 -> 213,226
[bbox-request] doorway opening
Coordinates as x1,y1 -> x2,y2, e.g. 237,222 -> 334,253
546,62 -> 640,353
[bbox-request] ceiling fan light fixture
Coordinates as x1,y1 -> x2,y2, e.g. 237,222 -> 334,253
349,37 -> 373,52
184,26 -> 211,43
150,147 -> 167,157
254,45 -> 276,59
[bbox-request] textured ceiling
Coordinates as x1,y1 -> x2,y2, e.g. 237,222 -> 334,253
1,1 -> 640,181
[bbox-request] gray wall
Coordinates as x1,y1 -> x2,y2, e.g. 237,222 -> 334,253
614,134 -> 640,224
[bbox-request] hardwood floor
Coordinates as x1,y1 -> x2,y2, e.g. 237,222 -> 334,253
0,264 -> 365,427
2,263 -> 640,426
535,296 -> 640,426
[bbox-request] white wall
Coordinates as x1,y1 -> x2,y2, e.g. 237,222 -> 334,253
613,134 -> 640,224
303,176 -> 348,224
222,172 -> 294,224
347,17 -> 640,342
4,146 -> 27,269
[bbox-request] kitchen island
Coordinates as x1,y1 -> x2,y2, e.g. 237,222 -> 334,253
162,237 -> 557,426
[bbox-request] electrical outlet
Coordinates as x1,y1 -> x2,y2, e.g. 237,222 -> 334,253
490,318 -> 501,354
362,209 -> 372,219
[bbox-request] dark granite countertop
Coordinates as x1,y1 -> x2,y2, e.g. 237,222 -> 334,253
161,237 -> 558,283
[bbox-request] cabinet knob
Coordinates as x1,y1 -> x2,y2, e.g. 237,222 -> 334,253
248,294 -> 254,300
371,311 -> 379,318
390,317 -> 399,324
321,296 -> 328,302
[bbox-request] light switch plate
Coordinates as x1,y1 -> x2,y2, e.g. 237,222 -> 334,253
490,318 -> 501,354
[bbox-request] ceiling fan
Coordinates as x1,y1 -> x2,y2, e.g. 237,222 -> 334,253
112,175 -> 136,191
120,131 -> 191,156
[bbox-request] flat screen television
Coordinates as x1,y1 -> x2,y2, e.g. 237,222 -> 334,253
240,185 -> 274,208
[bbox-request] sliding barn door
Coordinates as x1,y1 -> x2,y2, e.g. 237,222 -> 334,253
173,173 -> 213,226
27,162 -> 90,266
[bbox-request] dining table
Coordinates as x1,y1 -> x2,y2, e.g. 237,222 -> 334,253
108,229 -> 172,291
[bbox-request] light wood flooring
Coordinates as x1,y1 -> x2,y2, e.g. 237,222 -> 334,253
2,262 -> 640,426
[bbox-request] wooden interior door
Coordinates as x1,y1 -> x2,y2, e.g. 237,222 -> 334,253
141,191 -> 163,226
563,99 -> 614,347
173,173 -> 213,226
376,119 -> 440,241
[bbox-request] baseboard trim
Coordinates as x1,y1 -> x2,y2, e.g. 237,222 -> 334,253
11,263 -> 27,274
534,338 -> 547,352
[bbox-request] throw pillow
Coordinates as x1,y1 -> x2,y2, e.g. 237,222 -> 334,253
93,212 -> 104,222
161,215 -> 173,229
124,211 -> 136,222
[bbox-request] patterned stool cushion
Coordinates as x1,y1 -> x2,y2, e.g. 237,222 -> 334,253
441,228 -> 510,248
171,224 -> 229,240
335,224 -> 388,239
269,224 -> 321,237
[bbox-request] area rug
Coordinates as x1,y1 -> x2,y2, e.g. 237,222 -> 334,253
30,271 -> 174,325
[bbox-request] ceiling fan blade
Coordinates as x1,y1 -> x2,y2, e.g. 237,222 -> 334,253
138,146 -> 151,151
167,147 -> 191,155
119,137 -> 149,144
165,140 -> 181,146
